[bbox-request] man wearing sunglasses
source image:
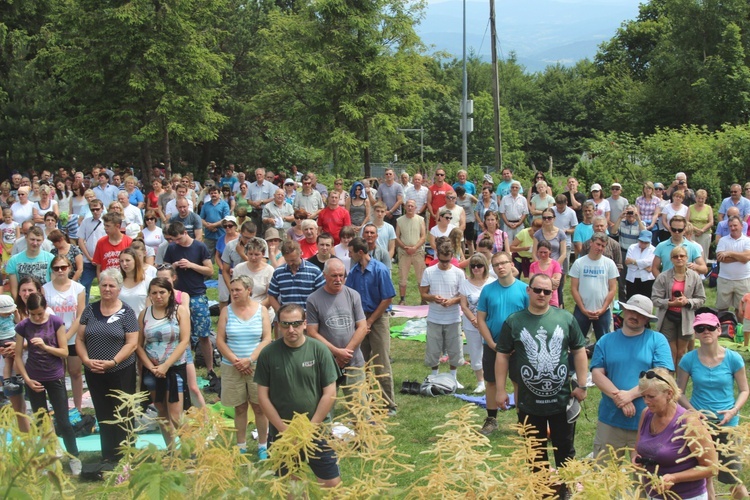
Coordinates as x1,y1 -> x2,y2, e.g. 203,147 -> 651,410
255,303 -> 342,489
651,215 -> 706,276
495,273 -> 588,498
590,294 -> 672,464
77,199 -> 107,303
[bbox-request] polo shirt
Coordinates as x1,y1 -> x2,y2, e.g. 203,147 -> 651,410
93,184 -> 120,207
199,200 -> 230,241
719,196 -> 750,219
716,234 -> 750,280
267,260 -> 325,308
653,238 -> 702,272
345,257 -> 396,314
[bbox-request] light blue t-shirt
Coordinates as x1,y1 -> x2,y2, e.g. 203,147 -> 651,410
453,181 -> 476,196
591,328 -> 673,430
572,222 -> 593,245
476,279 -> 529,343
5,250 -> 53,284
653,239 -> 702,272
679,349 -> 744,427
495,180 -> 523,198
0,315 -> 15,341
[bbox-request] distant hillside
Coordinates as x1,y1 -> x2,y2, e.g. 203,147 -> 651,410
417,0 -> 642,72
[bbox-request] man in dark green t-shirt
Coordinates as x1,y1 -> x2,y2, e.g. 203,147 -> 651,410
495,274 -> 589,498
255,303 -> 342,487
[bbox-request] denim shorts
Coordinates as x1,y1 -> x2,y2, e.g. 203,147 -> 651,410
2,375 -> 24,397
142,370 -> 184,394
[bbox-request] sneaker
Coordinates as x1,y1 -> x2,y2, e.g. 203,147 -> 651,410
257,446 -> 269,460
479,417 -> 498,436
473,381 -> 486,394
207,370 -> 217,380
398,299 -> 406,306
3,379 -> 20,392
386,407 -> 397,417
455,380 -> 464,390
69,458 -> 82,477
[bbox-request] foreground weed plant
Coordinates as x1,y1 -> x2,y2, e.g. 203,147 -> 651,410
0,405 -> 72,499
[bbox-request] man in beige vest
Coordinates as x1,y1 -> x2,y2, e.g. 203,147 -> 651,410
395,199 -> 426,305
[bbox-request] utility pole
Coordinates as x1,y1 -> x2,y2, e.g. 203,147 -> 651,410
490,0 -> 502,169
461,0 -> 469,168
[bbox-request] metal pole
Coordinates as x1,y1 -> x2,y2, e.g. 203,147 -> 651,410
490,0 -> 502,169
462,0 -> 468,168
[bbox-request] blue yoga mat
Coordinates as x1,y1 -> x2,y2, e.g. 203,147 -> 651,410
453,393 -> 515,409
59,432 -> 166,452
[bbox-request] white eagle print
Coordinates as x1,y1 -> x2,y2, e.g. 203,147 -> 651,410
519,324 -> 568,397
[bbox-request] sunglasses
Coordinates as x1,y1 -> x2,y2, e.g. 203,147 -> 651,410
470,263 -> 485,269
442,215 -> 452,220
670,227 -> 684,233
91,208 -> 102,212
279,320 -> 304,328
157,264 -> 173,271
531,287 -> 553,296
145,217 -> 156,221
694,325 -> 718,334
223,224 -> 236,228
655,187 -> 664,190
435,173 -> 445,176
639,370 -> 670,385
52,265 -> 69,272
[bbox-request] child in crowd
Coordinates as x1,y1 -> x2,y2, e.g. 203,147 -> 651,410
0,208 -> 20,274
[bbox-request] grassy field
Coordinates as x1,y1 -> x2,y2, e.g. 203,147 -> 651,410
60,260 -> 749,496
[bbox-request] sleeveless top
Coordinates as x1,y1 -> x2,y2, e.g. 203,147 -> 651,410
636,405 -> 705,499
222,303 -> 263,366
688,204 -> 711,229
349,202 -> 367,226
142,306 -> 186,366
119,280 -> 148,318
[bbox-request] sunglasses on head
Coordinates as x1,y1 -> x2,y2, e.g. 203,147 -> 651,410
639,370 -> 670,385
694,325 -> 718,334
279,320 -> 304,328
530,287 -> 553,296
157,264 -> 173,271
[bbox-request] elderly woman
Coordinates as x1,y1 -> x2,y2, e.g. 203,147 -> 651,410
529,181 -> 555,221
652,245 -> 706,370
687,189 -> 714,259
136,277 -> 190,447
677,313 -> 749,500
76,268 -> 139,462
216,275 -> 272,459
124,176 -> 145,210
634,368 -> 717,500
10,186 -> 34,224
32,185 -> 59,229
624,230 -> 656,299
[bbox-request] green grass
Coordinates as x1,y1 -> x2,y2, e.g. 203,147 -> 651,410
64,261 -> 745,495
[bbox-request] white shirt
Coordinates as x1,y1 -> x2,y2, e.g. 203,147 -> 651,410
625,243 -> 656,282
122,204 -> 143,227
717,234 -> 750,280
499,194 -> 529,221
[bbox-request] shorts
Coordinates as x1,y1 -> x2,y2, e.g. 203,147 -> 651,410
2,375 -> 24,397
189,295 -> 212,342
714,428 -> 744,485
185,348 -> 194,364
220,363 -> 259,406
482,344 -> 516,384
142,370 -> 184,394
464,224 -> 476,244
424,321 -> 463,367
68,344 -> 79,357
271,435 -> 340,481
218,276 -> 229,303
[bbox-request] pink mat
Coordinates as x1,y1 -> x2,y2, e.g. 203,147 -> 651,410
391,305 -> 429,318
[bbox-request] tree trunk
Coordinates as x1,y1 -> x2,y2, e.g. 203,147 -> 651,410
140,141 -> 153,187
363,122 -> 371,178
162,120 -> 171,174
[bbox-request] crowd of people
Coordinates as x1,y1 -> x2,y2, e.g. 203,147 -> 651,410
0,163 -> 749,496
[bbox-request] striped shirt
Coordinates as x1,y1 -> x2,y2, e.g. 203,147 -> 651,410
222,304 -> 264,365
268,259 -> 325,308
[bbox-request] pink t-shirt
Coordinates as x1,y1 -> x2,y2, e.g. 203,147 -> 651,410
529,259 -> 562,307
669,279 -> 686,313
741,293 -> 750,321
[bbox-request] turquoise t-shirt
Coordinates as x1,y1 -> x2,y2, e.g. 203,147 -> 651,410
653,239 -> 702,272
591,329 -> 673,430
679,349 -> 744,427
5,250 -> 53,284
476,279 -> 529,343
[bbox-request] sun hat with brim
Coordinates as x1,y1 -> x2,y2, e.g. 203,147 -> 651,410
619,294 -> 657,320
264,228 -> 281,241
653,182 -> 665,189
693,312 -> 720,329
284,178 -> 296,186
638,230 -> 652,242
0,295 -> 17,315
611,183 -> 622,189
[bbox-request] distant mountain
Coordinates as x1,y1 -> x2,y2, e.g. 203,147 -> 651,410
416,0 -> 643,72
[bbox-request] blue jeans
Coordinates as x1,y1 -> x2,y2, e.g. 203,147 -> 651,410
81,262 -> 97,304
573,306 -> 611,342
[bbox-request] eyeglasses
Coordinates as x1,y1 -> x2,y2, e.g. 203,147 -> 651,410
530,287 -> 553,296
157,264 -> 173,271
542,216 -> 554,220
671,254 -> 687,259
279,320 -> 304,328
470,263 -> 485,269
52,265 -> 69,272
493,260 -> 512,266
694,325 -> 718,334
669,227 -> 684,233
639,370 -> 671,385
145,217 -> 156,221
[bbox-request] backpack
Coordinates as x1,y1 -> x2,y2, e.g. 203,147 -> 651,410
418,373 -> 458,397
718,310 -> 738,340
707,262 -> 720,288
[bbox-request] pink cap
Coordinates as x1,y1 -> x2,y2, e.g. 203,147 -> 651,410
693,313 -> 720,328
